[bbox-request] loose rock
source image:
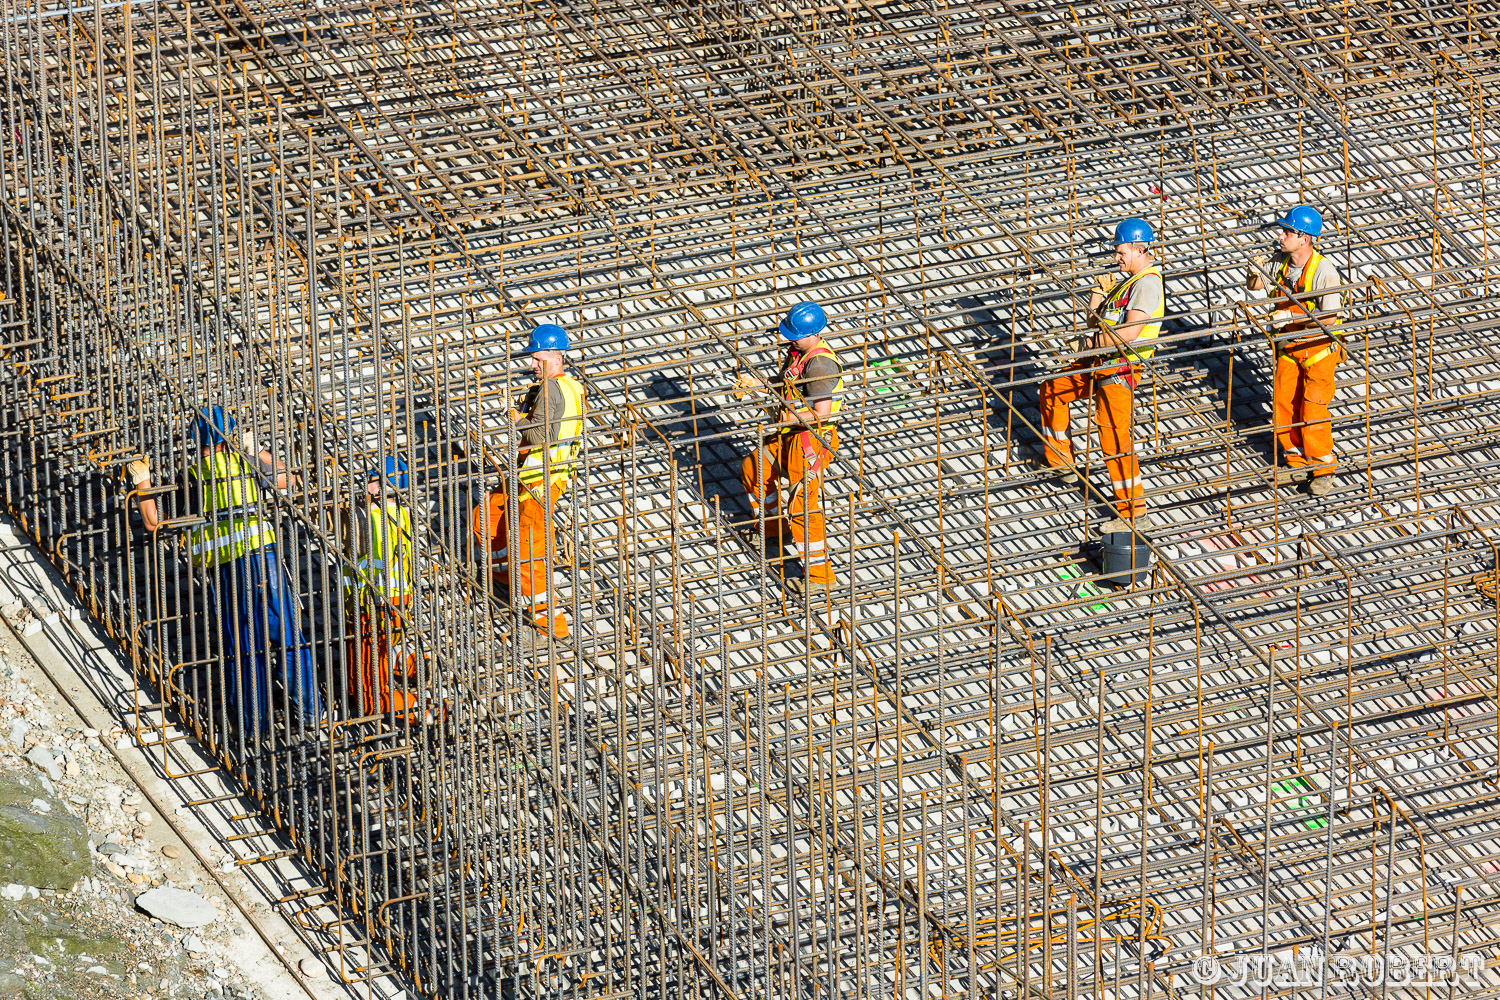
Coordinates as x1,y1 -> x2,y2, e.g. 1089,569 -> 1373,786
161,845 -> 180,859
24,745 -> 60,782
135,886 -> 218,928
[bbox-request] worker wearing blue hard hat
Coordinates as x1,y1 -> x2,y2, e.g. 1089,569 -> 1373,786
343,455 -> 430,721
1040,218 -> 1165,534
124,406 -> 322,737
740,300 -> 844,594
1246,204 -> 1345,497
473,323 -> 586,640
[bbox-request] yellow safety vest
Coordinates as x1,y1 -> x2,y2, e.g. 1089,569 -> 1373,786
518,373 -> 586,489
343,501 -> 413,602
1273,251 -> 1346,368
185,451 -> 277,569
1101,265 -> 1165,361
1273,251 -> 1344,333
782,338 -> 844,421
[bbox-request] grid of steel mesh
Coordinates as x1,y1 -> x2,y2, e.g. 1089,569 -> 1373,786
2,1 -> 1500,997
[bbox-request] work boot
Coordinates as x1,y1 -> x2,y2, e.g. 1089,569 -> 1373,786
531,610 -> 569,640
1099,512 -> 1154,535
1306,475 -> 1335,497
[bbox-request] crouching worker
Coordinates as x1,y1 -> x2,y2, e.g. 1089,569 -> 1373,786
342,456 -> 427,722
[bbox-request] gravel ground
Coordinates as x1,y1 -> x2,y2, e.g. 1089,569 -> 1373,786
0,612 -> 276,1000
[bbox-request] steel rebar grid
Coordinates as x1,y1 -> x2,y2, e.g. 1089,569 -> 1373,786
0,1 -> 1499,997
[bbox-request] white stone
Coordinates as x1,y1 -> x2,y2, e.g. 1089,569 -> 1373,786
7,719 -> 28,746
0,884 -> 24,900
24,746 -> 61,781
27,798 -> 49,814
134,887 -> 218,928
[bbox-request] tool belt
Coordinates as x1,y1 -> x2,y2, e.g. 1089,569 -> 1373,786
1277,337 -> 1345,369
1095,363 -> 1139,391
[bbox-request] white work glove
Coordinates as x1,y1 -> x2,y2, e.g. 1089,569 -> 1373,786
240,430 -> 257,453
123,457 -> 150,487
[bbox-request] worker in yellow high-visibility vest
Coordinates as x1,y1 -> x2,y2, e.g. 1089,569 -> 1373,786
741,301 -> 844,593
472,324 -> 585,640
343,456 -> 424,721
1040,218 -> 1165,534
1246,205 -> 1346,496
124,406 -> 321,736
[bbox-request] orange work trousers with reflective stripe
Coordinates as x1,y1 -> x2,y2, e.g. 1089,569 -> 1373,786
347,599 -> 420,720
472,481 -> 565,610
741,426 -> 838,584
1039,364 -> 1146,518
1274,340 -> 1341,477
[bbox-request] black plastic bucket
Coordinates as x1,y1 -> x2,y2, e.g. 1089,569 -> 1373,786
1098,531 -> 1152,587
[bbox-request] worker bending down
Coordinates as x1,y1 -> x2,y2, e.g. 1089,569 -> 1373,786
1246,205 -> 1345,497
125,407 -> 322,736
343,457 -> 424,721
1040,217 -> 1165,534
741,301 -> 844,593
473,324 -> 585,640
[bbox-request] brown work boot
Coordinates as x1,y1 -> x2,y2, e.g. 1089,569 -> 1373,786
1306,475 -> 1336,497
532,610 -> 569,640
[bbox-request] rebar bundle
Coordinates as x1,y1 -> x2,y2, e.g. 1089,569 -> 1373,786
1,1 -> 1499,997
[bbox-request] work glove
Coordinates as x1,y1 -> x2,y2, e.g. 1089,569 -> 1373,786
1093,273 -> 1118,296
123,457 -> 150,487
731,373 -> 761,401
240,430 -> 258,453
1250,253 -> 1270,271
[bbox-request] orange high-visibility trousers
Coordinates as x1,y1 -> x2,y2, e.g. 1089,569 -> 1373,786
346,600 -> 421,720
742,426 -> 839,584
472,481 -> 566,611
1273,342 -> 1340,476
1039,364 -> 1146,518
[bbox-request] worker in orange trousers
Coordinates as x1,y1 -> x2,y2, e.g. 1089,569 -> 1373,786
1246,204 -> 1346,497
473,323 -> 585,640
1040,218 -> 1165,534
741,301 -> 845,593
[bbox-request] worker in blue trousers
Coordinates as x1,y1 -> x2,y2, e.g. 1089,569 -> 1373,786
125,406 -> 322,736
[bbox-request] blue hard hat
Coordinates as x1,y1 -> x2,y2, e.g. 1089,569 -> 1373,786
1268,204 -> 1323,238
193,405 -> 235,446
778,301 -> 827,341
523,323 -> 569,353
366,456 -> 409,491
1111,217 -> 1156,246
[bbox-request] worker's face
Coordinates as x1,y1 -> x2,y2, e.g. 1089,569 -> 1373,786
1278,227 -> 1309,253
790,334 -> 821,352
1113,243 -> 1149,273
527,350 -> 561,379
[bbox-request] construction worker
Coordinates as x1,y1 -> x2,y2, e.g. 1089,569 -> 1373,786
124,406 -> 321,736
472,323 -> 585,640
1039,218 -> 1165,533
1245,205 -> 1345,496
342,457 -> 423,721
741,301 -> 843,592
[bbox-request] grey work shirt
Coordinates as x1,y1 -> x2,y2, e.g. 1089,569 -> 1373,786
518,379 -> 566,451
1121,270 -> 1163,322
782,350 -> 841,405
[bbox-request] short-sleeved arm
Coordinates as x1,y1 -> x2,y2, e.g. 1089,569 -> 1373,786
799,354 -> 841,403
1123,272 -> 1163,320
1309,257 -> 1343,315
